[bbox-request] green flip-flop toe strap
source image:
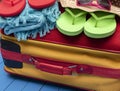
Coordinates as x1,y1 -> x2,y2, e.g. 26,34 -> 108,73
56,8 -> 87,36
65,8 -> 87,25
90,12 -> 115,21
90,12 -> 116,27
65,8 -> 87,19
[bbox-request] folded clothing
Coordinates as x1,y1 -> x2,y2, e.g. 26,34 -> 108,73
0,1 -> 60,41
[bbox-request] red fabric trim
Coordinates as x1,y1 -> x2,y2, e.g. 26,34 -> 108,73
1,48 -> 22,62
76,64 -> 120,78
1,48 -> 32,64
1,48 -> 120,79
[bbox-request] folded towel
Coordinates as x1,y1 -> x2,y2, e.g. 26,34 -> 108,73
0,1 -> 60,41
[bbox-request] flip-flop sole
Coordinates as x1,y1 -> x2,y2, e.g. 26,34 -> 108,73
57,11 -> 86,36
84,17 -> 116,38
28,0 -> 56,9
57,25 -> 84,36
0,0 -> 26,17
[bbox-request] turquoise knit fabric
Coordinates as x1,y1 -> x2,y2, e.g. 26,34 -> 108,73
0,1 -> 60,41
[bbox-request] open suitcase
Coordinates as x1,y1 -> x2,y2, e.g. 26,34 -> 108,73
1,0 -> 120,91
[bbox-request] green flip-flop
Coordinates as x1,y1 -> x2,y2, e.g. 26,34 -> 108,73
56,8 -> 87,36
84,12 -> 117,39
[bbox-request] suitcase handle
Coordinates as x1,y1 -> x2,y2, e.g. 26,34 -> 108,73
33,58 -> 93,75
34,60 -> 72,75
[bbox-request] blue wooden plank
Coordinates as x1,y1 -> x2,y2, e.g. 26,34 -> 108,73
0,63 -> 15,91
0,61 -> 29,91
0,79 -> 15,91
0,53 -> 3,63
4,78 -> 28,91
0,63 -> 12,78
40,82 -> 59,91
22,79 -> 45,91
0,60 -> 3,64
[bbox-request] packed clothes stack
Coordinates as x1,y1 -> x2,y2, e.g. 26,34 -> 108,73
0,0 -> 120,91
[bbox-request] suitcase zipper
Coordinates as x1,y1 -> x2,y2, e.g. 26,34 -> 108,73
2,48 -> 120,78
